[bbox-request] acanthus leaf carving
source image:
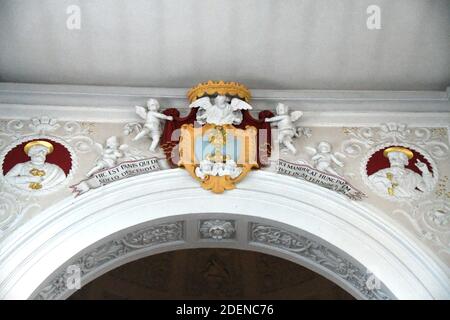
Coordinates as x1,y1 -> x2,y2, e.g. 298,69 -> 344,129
35,221 -> 184,300
0,190 -> 41,241
342,123 -> 449,258
249,223 -> 394,300
342,123 -> 449,160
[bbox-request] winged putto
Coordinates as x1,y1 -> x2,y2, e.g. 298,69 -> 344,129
265,103 -> 303,154
189,95 -> 252,125
133,98 -> 173,151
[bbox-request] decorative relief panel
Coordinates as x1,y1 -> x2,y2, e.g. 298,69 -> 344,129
249,223 -> 394,300
342,123 -> 450,259
0,117 -> 95,238
199,219 -> 236,240
0,190 -> 40,240
0,85 -> 448,300
393,176 -> 450,257
35,221 -> 184,300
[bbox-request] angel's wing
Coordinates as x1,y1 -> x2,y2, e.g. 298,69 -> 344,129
189,96 -> 212,110
230,98 -> 252,111
122,146 -> 145,161
290,111 -> 303,122
304,146 -> 318,156
135,106 -> 147,120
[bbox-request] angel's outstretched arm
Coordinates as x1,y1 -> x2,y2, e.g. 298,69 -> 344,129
265,115 -> 285,123
331,154 -> 344,167
153,112 -> 173,120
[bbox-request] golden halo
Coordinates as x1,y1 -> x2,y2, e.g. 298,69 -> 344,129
187,80 -> 251,103
24,140 -> 54,155
383,146 -> 414,159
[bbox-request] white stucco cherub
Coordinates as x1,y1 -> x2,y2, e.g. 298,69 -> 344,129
86,136 -> 128,177
195,159 -> 214,179
265,103 -> 303,154
189,95 -> 252,125
219,159 -> 242,179
133,98 -> 173,152
306,141 -> 345,176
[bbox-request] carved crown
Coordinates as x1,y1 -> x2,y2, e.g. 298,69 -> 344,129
187,80 -> 251,103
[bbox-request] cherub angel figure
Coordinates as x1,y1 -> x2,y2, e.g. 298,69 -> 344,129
86,136 -> 128,177
189,95 -> 252,125
265,103 -> 303,154
133,98 -> 173,151
195,159 -> 214,179
306,141 -> 345,176
219,159 -> 242,179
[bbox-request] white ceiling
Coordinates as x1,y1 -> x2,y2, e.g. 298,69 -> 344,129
0,0 -> 449,91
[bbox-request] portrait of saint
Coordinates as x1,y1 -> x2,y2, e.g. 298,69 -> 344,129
4,140 -> 67,191
367,146 -> 434,199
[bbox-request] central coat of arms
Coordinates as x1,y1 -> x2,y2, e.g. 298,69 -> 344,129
161,81 -> 273,193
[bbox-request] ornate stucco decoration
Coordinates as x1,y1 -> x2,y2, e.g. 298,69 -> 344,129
305,141 -> 346,177
342,123 -> 445,201
265,103 -> 304,154
342,123 -> 450,259
364,144 -> 436,201
0,117 -> 95,195
161,81 -> 274,193
132,98 -> 174,152
0,191 -> 40,240
249,223 -> 394,300
0,117 -> 94,238
199,220 -> 236,240
393,176 -> 450,258
34,221 -> 184,300
70,135 -> 159,196
187,80 -> 251,103
33,219 -> 398,300
86,136 -> 129,177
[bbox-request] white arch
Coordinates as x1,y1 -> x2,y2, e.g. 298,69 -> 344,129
0,169 -> 448,299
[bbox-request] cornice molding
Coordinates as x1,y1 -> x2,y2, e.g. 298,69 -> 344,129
1,83 -> 448,102
0,83 -> 449,126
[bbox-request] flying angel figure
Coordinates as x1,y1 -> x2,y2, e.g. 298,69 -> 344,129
133,98 -> 173,151
86,136 -> 129,177
189,95 -> 252,125
265,103 -> 303,154
305,141 -> 345,177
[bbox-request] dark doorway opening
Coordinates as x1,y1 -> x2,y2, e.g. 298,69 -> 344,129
69,248 -> 354,300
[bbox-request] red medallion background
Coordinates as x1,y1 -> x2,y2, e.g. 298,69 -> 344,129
366,146 -> 432,176
2,139 -> 72,175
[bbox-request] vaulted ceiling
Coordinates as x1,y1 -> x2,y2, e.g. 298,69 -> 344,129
0,0 -> 449,90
